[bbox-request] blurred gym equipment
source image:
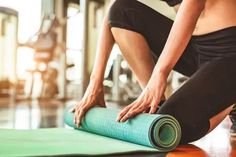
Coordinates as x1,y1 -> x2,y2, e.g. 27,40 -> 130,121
20,13 -> 59,99
0,7 -> 18,101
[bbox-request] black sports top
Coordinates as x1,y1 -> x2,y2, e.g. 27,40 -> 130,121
162,0 -> 182,6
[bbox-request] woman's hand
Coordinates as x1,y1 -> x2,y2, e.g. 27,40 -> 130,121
116,73 -> 167,122
70,80 -> 106,127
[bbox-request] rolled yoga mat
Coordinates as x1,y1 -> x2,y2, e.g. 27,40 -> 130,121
0,107 -> 181,157
65,107 -> 181,152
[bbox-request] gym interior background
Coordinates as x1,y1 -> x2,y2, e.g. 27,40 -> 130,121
0,0 -> 235,156
0,0 -> 179,129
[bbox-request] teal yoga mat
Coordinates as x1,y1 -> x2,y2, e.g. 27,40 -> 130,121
65,107 -> 181,152
0,107 -> 181,157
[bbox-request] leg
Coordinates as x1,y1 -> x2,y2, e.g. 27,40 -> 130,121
108,0 -> 198,88
209,104 -> 233,132
157,56 -> 236,144
111,28 -> 155,88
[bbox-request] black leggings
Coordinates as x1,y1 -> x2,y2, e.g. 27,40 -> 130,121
108,0 -> 236,144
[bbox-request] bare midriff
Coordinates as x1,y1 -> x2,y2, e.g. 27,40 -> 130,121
174,0 -> 236,35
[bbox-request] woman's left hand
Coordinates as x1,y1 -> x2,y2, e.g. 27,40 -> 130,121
116,73 -> 167,122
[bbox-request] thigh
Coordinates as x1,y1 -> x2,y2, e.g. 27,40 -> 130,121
108,0 -> 198,77
157,55 -> 236,143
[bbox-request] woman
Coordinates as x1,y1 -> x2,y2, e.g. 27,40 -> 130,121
71,0 -> 236,144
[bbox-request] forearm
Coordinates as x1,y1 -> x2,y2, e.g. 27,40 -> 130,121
90,0 -> 116,85
154,0 -> 206,78
90,16 -> 115,84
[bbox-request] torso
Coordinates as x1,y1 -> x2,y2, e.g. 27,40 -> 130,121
174,0 -> 236,35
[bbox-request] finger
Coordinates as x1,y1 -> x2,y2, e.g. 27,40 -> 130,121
116,104 -> 134,122
75,110 -> 82,127
74,102 -> 83,124
120,108 -> 140,122
76,105 -> 89,127
120,102 -> 147,122
74,104 -> 82,124
149,100 -> 160,114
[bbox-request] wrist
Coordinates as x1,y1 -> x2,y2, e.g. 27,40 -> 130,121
89,75 -> 104,89
90,73 -> 103,83
153,66 -> 170,80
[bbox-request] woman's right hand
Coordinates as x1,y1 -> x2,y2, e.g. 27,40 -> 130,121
70,80 -> 106,127
69,0 -> 116,127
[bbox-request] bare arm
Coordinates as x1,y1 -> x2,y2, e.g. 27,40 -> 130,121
90,0 -> 116,85
117,0 -> 207,122
72,0 -> 116,126
154,0 -> 206,78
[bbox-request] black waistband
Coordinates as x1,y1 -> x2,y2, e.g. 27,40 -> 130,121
192,26 -> 236,40
191,26 -> 236,58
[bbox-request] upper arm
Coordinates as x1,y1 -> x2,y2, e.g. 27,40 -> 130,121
180,0 -> 206,14
156,0 -> 207,74
174,0 -> 207,32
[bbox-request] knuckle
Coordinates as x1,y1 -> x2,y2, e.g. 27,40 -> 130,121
128,112 -> 135,117
126,114 -> 131,118
153,103 -> 159,108
127,104 -> 134,109
124,107 -> 131,112
123,107 -> 129,111
75,107 -> 80,112
77,113 -> 83,119
138,105 -> 145,110
75,104 -> 81,110
75,109 -> 80,115
133,109 -> 139,115
143,96 -> 149,102
118,111 -> 123,116
128,111 -> 136,117
150,105 -> 156,109
125,113 -> 130,118
81,106 -> 88,111
120,111 -> 126,116
120,109 -> 127,114
153,99 -> 159,105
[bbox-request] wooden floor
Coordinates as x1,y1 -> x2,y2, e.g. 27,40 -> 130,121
0,99 -> 235,157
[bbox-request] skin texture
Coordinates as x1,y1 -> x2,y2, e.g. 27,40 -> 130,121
71,0 -> 236,132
